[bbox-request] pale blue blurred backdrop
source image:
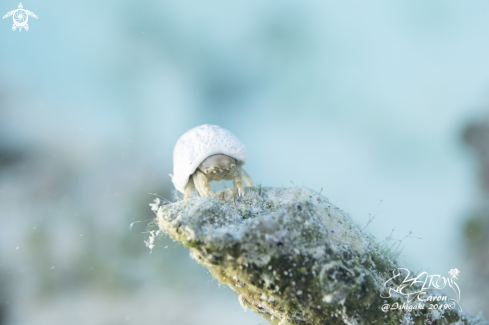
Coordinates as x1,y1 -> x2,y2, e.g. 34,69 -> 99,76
1,0 -> 489,324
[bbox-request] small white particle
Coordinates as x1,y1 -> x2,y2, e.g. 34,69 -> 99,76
322,294 -> 333,303
16,247 -> 19,250
50,266 -> 55,270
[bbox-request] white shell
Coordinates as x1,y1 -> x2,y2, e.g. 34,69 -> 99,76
171,125 -> 248,193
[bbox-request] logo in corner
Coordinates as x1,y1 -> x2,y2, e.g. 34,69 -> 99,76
3,3 -> 37,32
380,268 -> 462,313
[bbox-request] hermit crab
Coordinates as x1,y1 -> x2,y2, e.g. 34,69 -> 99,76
171,125 -> 253,199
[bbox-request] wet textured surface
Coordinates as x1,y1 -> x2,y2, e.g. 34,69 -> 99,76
152,187 -> 488,325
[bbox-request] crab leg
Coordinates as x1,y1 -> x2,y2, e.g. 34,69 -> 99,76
240,168 -> 253,187
193,169 -> 212,197
233,171 -> 245,197
183,177 -> 196,200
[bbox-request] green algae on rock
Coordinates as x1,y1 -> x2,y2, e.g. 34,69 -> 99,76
149,187 -> 488,325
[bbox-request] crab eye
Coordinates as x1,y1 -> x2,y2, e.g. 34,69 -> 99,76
204,168 -> 209,174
